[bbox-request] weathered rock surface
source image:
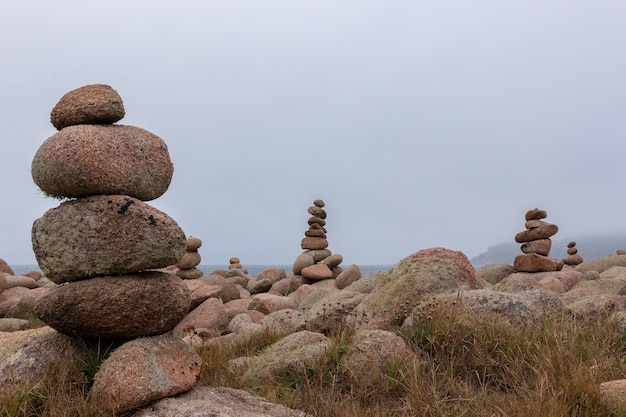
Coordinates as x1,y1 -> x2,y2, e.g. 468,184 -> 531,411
35,272 -> 190,339
50,84 -> 125,129
90,335 -> 201,415
357,247 -> 486,329
0,329 -> 82,386
0,258 -> 14,275
32,124 -> 173,200
514,253 -> 565,273
133,386 -> 311,417
32,195 -> 186,283
242,330 -> 330,386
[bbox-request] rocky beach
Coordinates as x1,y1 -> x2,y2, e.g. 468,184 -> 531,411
4,84 -> 626,416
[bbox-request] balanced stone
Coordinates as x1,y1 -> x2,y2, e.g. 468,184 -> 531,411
525,209 -> 547,221
50,84 -> 125,130
521,239 -> 552,256
301,264 -> 333,280
301,237 -> 328,250
563,241 -> 583,266
513,208 -> 563,273
32,195 -> 186,283
176,237 -> 203,279
31,124 -> 174,201
35,271 -> 190,339
293,199 -> 343,276
514,253 -> 564,273
308,206 -> 327,219
514,221 -> 558,243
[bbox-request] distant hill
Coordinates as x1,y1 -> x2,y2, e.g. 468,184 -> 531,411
470,233 -> 626,267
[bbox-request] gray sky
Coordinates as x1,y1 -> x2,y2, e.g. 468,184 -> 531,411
1,1 -> 626,266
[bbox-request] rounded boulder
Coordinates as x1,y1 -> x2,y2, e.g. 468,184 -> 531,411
35,271 -> 190,339
32,195 -> 187,283
50,84 -> 125,130
32,124 -> 173,201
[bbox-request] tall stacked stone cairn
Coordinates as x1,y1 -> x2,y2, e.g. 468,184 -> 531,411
293,199 -> 344,282
29,84 -> 201,412
563,241 -> 584,266
513,208 -> 564,272
176,237 -> 204,279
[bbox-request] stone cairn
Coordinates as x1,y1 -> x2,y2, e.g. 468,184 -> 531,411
292,199 -> 344,282
513,208 -> 564,272
176,237 -> 204,279
30,84 -> 201,412
563,241 -> 583,266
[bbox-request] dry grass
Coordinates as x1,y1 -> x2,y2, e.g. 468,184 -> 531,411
3,302 -> 626,416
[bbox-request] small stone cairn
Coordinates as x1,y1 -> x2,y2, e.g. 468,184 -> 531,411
29,84 -> 200,411
176,237 -> 204,279
563,241 -> 583,266
513,208 -> 564,272
292,199 -> 344,281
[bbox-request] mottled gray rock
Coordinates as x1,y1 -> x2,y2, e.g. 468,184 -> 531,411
242,330 -> 330,386
32,195 -> 186,283
357,247 -> 485,329
133,386 -> 311,417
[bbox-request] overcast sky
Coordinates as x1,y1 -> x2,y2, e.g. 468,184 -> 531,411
1,1 -> 626,267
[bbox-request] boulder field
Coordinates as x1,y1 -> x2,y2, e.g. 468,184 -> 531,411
4,247 -> 626,414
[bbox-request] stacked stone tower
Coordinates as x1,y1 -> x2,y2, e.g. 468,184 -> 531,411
30,84 -> 200,411
176,237 -> 204,279
563,241 -> 584,266
293,199 -> 344,281
513,208 -> 564,272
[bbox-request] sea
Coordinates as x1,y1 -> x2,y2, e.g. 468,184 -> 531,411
10,264 -> 394,278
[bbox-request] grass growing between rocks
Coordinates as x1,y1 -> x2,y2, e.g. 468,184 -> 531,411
198,304 -> 626,417
4,303 -> 626,416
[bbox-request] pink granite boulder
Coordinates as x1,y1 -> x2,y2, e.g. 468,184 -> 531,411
90,335 -> 201,414
34,271 -> 190,339
31,124 -> 173,201
50,84 -> 125,130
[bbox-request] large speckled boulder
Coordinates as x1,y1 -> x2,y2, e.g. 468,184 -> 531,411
35,272 -> 190,339
31,124 -> 173,201
90,335 -> 201,414
50,84 -> 125,130
356,247 -> 486,329
32,195 -> 186,283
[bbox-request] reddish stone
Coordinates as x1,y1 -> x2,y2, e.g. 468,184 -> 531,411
305,229 -> 327,238
307,217 -> 326,227
50,84 -> 125,130
567,247 -> 578,255
525,209 -> 547,221
301,264 -> 334,281
301,237 -> 328,250
186,237 -> 202,251
521,238 -> 552,256
515,222 -> 558,243
35,272 -> 190,339
307,206 -> 327,219
31,124 -> 173,201
563,254 -> 584,266
514,254 -> 564,272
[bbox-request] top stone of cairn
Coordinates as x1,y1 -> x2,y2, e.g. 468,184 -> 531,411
50,84 -> 125,130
